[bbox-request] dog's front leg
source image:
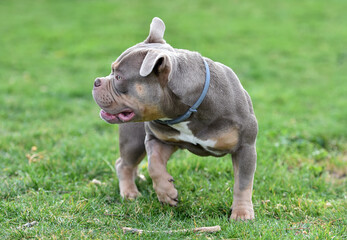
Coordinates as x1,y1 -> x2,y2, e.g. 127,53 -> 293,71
145,134 -> 178,206
116,123 -> 146,199
230,144 -> 256,221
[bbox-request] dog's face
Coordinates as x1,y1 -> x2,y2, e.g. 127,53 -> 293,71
92,18 -> 174,124
92,50 -> 167,124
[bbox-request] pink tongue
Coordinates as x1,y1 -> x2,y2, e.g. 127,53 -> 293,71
100,110 -> 116,121
117,111 -> 135,122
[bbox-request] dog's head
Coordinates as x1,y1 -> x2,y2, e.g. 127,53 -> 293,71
92,17 -> 205,124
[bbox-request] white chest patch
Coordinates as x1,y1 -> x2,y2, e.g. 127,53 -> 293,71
170,122 -> 217,152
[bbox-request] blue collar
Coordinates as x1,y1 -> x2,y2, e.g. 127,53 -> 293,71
154,59 -> 210,125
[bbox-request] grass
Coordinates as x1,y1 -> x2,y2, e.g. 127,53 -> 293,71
0,0 -> 346,239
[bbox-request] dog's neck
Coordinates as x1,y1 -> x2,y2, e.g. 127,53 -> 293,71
154,59 -> 210,125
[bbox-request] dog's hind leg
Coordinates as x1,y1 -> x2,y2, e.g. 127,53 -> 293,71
230,144 -> 256,220
116,122 -> 146,199
230,116 -> 258,221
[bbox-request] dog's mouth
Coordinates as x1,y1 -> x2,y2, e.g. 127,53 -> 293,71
100,108 -> 136,123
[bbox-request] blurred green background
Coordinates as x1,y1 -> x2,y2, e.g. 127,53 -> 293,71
0,0 -> 346,238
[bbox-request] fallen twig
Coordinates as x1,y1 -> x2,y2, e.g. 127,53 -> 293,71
122,225 -> 221,234
17,221 -> 38,229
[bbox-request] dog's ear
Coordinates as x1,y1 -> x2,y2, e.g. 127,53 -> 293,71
144,17 -> 166,44
140,50 -> 170,76
140,50 -> 171,86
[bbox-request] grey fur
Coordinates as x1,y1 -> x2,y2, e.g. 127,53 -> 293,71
92,17 -> 258,221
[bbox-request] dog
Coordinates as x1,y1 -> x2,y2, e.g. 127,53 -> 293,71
92,17 -> 258,221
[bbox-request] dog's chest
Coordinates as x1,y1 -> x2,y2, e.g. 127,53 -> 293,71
169,122 -> 214,146
164,122 -> 225,156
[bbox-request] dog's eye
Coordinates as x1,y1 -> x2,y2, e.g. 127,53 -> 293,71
115,75 -> 122,81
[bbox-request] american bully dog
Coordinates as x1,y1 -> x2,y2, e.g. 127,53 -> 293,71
92,17 -> 258,221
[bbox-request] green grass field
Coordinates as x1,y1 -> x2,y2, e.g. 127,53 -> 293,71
0,0 -> 346,239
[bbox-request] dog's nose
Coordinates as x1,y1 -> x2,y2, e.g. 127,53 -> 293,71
94,78 -> 102,88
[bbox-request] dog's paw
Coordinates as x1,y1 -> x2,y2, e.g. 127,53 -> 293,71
153,178 -> 178,206
121,188 -> 141,200
119,181 -> 141,200
230,203 -> 254,221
